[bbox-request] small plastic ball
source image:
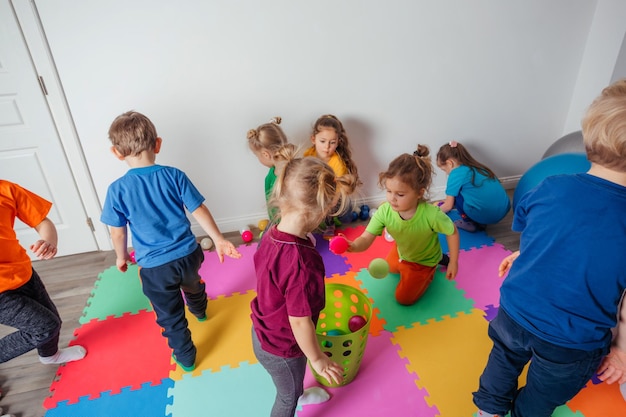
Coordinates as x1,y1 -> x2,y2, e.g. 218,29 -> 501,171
351,211 -> 358,221
241,229 -> 254,243
258,219 -> 269,232
200,237 -> 213,250
369,208 -> 377,218
384,228 -> 394,242
348,315 -> 367,332
329,236 -> 349,254
129,250 -> 136,263
368,258 -> 389,279
359,209 -> 369,221
326,329 -> 344,336
338,212 -> 354,224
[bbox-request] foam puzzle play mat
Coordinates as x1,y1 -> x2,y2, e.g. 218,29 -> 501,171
43,216 -> 625,416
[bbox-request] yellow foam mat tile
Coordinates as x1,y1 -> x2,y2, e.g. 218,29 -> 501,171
170,290 -> 257,380
392,309 -> 493,416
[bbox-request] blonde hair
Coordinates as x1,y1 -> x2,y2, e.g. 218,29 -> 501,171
247,117 -> 289,157
108,111 -> 158,157
379,144 -> 434,202
582,78 -> 626,172
269,146 -> 357,230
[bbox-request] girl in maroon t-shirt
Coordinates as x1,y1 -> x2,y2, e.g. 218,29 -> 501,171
250,148 -> 357,417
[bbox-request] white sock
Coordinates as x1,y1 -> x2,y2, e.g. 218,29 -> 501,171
297,387 -> 330,406
477,411 -> 499,417
0,407 -> 15,417
39,345 -> 86,364
621,382 -> 626,402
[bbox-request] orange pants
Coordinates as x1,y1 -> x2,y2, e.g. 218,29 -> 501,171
386,244 -> 436,306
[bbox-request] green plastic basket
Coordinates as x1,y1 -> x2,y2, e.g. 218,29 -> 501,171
311,283 -> 372,387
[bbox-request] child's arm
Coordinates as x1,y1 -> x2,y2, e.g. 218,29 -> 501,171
436,195 -> 455,213
346,230 -> 377,253
289,315 -> 344,385
109,226 -> 131,272
444,226 -> 460,279
31,217 -> 58,260
191,204 -> 242,262
499,251 -> 520,277
598,294 -> 626,385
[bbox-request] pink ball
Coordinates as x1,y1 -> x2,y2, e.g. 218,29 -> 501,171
329,236 -> 349,254
129,250 -> 136,263
241,229 -> 254,243
348,315 -> 367,332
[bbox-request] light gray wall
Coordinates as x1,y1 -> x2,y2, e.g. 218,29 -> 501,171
563,0 -> 626,134
611,32 -> 626,83
34,0 -> 624,233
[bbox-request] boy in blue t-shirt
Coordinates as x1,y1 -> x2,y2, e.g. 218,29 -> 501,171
474,79 -> 626,417
100,111 -> 241,372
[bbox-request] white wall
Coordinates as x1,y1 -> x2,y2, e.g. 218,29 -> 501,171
563,0 -> 626,134
34,0 -> 604,233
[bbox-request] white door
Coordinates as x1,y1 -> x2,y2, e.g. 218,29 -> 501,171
0,0 -> 98,257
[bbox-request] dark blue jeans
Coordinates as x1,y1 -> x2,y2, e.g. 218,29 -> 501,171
139,245 -> 206,367
0,269 -> 61,362
252,327 -> 307,417
473,308 -> 608,417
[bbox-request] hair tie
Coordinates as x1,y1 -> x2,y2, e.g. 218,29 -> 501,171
449,140 -> 458,148
269,116 -> 281,125
413,150 -> 419,157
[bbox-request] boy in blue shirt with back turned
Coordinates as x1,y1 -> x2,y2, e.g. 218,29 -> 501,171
473,79 -> 626,416
100,111 -> 241,372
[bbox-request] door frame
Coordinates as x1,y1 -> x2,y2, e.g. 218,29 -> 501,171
11,0 -> 111,251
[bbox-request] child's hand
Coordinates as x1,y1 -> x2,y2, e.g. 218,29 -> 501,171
30,239 -> 57,260
336,233 -> 354,252
214,239 -> 242,263
116,256 -> 130,273
445,260 -> 458,280
598,345 -> 626,385
309,357 -> 344,385
498,251 -> 520,277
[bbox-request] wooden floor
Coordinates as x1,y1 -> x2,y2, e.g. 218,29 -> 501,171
0,207 -> 519,417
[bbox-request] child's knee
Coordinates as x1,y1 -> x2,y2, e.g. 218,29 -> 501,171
394,287 -> 422,305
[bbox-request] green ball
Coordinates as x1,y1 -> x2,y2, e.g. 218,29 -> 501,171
368,258 -> 389,279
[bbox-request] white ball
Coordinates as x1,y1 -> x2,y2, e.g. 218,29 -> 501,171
200,237 -> 213,250
384,228 -> 394,242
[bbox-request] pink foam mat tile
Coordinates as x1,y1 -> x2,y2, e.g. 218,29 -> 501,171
453,243 -> 511,311
297,330 -> 439,417
198,243 -> 258,299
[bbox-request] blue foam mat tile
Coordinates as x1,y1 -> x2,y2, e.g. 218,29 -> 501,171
439,210 -> 495,252
166,362 -> 275,417
45,378 -> 174,417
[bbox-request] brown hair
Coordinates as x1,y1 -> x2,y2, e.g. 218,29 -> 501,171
436,141 -> 497,185
311,114 -> 361,185
379,144 -> 434,202
582,78 -> 626,172
269,146 -> 357,230
108,111 -> 158,157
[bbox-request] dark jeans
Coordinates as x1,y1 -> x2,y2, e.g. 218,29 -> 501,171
252,327 -> 307,417
139,245 -> 206,367
473,308 -> 608,417
0,269 -> 61,362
